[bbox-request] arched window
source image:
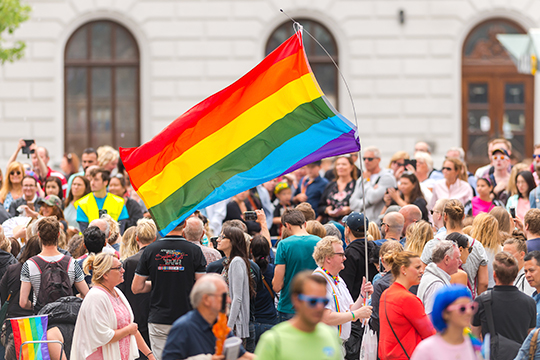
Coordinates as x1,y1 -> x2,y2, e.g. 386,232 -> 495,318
462,18 -> 533,169
266,20 -> 339,107
64,20 -> 140,155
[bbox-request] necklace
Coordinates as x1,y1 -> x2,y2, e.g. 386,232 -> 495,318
99,284 -> 119,300
321,267 -> 339,285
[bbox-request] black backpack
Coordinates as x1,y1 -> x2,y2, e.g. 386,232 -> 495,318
29,255 -> 73,313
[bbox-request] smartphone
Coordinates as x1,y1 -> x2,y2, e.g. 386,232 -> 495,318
22,139 -> 35,158
404,159 -> 417,170
244,211 -> 257,221
510,207 -> 516,218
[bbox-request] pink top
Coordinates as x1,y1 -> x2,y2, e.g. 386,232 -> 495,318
471,197 -> 494,217
86,287 -> 131,360
411,334 -> 478,360
517,197 -> 530,221
429,179 -> 473,211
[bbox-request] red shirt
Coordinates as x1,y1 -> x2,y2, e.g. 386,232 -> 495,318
379,282 -> 435,360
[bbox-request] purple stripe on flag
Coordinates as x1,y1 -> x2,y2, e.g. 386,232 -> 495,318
280,130 -> 360,176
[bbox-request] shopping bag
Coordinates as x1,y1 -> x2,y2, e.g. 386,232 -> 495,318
359,323 -> 378,360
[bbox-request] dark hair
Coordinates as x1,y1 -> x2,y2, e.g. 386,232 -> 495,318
89,168 -> 110,186
83,148 -> 98,157
10,238 -> 20,258
250,235 -> 270,273
281,209 -> 306,227
222,219 -> 247,233
223,227 -> 256,297
476,177 -> 493,189
44,176 -> 64,201
37,217 -> 60,246
493,252 -> 519,285
65,175 -> 91,207
39,203 -> 65,222
19,235 -> 42,263
22,175 -> 37,186
290,270 -> 326,298
399,172 -> 424,203
82,226 -> 106,254
110,175 -> 127,196
446,232 -> 469,250
525,250 -> 540,264
516,171 -> 536,199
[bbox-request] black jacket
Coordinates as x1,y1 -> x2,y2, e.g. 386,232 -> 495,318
8,197 -> 42,217
341,238 -> 379,300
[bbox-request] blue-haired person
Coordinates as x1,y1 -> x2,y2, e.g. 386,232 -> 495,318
411,285 -> 481,360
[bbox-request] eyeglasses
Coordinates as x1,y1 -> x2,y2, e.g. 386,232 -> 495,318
10,171 -> 21,176
446,302 -> 478,314
298,294 -> 329,307
110,266 -> 123,271
430,210 -> 440,215
492,155 -> 508,161
333,252 -> 346,258
363,157 -> 375,162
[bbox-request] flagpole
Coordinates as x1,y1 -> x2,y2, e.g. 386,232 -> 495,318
281,10 -> 371,291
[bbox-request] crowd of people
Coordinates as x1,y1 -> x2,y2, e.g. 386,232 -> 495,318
0,138 -> 540,359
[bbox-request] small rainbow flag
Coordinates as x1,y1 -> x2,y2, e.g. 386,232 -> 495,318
10,315 -> 50,360
120,28 -> 360,235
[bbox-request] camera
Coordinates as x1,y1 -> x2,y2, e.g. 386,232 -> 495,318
243,211 -> 257,221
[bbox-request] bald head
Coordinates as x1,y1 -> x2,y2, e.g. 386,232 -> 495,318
89,218 -> 109,239
183,216 -> 204,243
190,274 -> 228,309
399,205 -> 423,236
382,212 -> 404,240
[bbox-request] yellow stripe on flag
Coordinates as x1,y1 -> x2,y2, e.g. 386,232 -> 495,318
137,73 -> 322,208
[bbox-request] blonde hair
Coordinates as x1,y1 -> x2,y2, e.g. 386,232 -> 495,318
306,220 -> 326,238
101,214 -> 120,245
506,163 -> 529,195
0,226 -> 11,253
405,220 -> 434,256
0,162 -> 25,203
471,213 -> 500,251
97,146 -> 119,168
462,225 -> 472,236
444,157 -> 467,181
83,252 -> 118,284
388,151 -> 410,168
383,250 -> 419,278
444,199 -> 465,230
136,218 -> 157,245
312,236 -> 343,267
120,227 -> 139,261
367,222 -> 382,241
57,230 -> 67,250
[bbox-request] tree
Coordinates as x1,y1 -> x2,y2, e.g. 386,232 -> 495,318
0,0 -> 31,64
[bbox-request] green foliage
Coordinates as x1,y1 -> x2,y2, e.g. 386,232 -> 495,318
0,0 -> 31,64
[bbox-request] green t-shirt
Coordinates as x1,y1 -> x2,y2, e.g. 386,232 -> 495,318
255,321 -> 342,360
275,234 -> 320,314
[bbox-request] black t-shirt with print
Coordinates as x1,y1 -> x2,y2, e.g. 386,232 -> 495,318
135,236 -> 207,325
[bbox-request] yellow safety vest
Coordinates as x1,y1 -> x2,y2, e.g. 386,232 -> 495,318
76,193 -> 125,222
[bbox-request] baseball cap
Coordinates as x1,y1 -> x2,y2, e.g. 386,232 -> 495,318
492,148 -> 509,157
342,212 -> 369,232
37,195 -> 62,209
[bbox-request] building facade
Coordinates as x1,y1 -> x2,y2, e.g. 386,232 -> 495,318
1,0 -> 539,170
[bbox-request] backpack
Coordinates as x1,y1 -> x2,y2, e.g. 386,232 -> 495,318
29,255 -> 73,313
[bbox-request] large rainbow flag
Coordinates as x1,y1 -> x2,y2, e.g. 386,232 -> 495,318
11,315 -> 50,360
120,29 -> 360,235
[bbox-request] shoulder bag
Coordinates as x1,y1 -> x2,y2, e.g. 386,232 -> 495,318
384,292 -> 410,360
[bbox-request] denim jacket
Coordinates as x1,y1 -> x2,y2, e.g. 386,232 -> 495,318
514,328 -> 540,360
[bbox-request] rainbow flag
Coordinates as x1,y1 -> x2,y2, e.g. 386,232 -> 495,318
120,29 -> 360,235
11,315 -> 50,360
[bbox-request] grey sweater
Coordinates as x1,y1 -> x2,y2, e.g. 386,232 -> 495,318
227,256 -> 250,338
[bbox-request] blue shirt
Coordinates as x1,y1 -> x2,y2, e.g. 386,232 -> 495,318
162,309 -> 245,360
528,238 -> 540,253
294,176 -> 328,216
534,292 -> 540,327
76,193 -> 129,223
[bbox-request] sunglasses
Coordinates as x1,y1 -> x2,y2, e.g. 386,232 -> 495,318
534,155 -> 540,159
10,171 -> 21,176
298,294 -> 329,307
492,155 -> 508,161
430,210 -> 440,215
446,302 -> 478,314
467,246 -> 473,254
363,157 -> 375,162
442,167 -> 454,171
